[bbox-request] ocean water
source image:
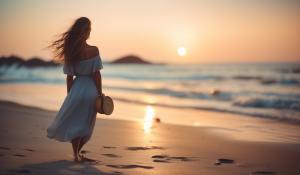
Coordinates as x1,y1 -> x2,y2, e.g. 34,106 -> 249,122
0,63 -> 300,124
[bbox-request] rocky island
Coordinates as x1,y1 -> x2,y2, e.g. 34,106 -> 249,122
110,55 -> 152,64
0,55 -> 59,67
0,54 -> 154,67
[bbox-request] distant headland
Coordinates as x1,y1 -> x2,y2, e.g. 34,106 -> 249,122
0,54 -> 155,67
111,55 -> 152,64
0,55 -> 59,67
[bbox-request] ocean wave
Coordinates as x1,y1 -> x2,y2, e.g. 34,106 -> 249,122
106,85 -> 300,111
112,96 -> 300,124
276,67 -> 300,74
232,75 -> 262,80
103,73 -> 224,81
1,63 -> 300,124
260,79 -> 299,86
232,75 -> 299,86
104,85 -> 233,101
1,64 -> 300,87
233,97 -> 300,111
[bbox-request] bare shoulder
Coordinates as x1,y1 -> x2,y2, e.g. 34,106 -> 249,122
89,45 -> 99,54
90,46 -> 99,56
84,45 -> 99,59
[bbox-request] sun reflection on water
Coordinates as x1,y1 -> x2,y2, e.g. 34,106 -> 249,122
143,105 -> 155,134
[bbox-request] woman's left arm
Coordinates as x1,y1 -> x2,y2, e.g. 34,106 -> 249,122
93,70 -> 102,96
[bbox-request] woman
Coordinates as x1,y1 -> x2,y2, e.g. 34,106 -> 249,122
46,17 -> 103,162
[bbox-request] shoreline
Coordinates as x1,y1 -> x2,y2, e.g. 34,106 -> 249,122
0,72 -> 299,124
1,82 -> 300,144
0,83 -> 299,126
113,96 -> 300,125
0,100 -> 300,174
1,99 -> 300,145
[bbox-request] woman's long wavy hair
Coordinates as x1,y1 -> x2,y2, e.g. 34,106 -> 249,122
48,17 -> 91,65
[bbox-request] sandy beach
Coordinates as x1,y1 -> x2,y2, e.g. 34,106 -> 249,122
1,0 -> 300,174
0,100 -> 300,175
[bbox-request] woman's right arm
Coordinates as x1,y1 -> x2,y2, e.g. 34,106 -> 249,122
93,70 -> 102,96
66,75 -> 74,93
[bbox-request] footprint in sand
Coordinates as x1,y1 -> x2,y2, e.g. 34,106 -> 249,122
0,173 -> 16,175
152,155 -> 168,159
170,156 -> 192,162
23,149 -> 35,152
214,158 -> 235,165
153,159 -> 169,163
80,150 -> 91,154
152,154 -> 196,163
250,171 -> 277,175
107,164 -> 154,169
126,146 -> 164,151
0,146 -> 10,150
13,154 -> 26,157
9,169 -> 31,174
102,153 -> 121,158
103,146 -> 117,149
80,156 -> 101,165
152,154 -> 170,163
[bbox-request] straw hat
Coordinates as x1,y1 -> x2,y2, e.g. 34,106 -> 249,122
95,94 -> 114,115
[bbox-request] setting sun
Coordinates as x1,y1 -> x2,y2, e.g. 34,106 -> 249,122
177,47 -> 187,57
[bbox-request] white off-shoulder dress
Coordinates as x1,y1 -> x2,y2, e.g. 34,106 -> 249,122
47,55 -> 103,143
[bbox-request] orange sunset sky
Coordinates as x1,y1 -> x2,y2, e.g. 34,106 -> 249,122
0,0 -> 299,64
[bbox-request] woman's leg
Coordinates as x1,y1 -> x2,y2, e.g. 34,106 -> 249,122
71,137 -> 81,162
78,138 -> 87,157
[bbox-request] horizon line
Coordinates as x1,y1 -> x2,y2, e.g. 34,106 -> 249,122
1,54 -> 299,65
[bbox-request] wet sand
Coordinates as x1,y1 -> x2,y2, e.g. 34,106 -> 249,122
0,100 -> 300,175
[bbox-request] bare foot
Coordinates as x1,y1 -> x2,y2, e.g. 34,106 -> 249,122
78,154 -> 87,162
78,154 -> 83,160
74,155 -> 80,162
79,154 -> 98,162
